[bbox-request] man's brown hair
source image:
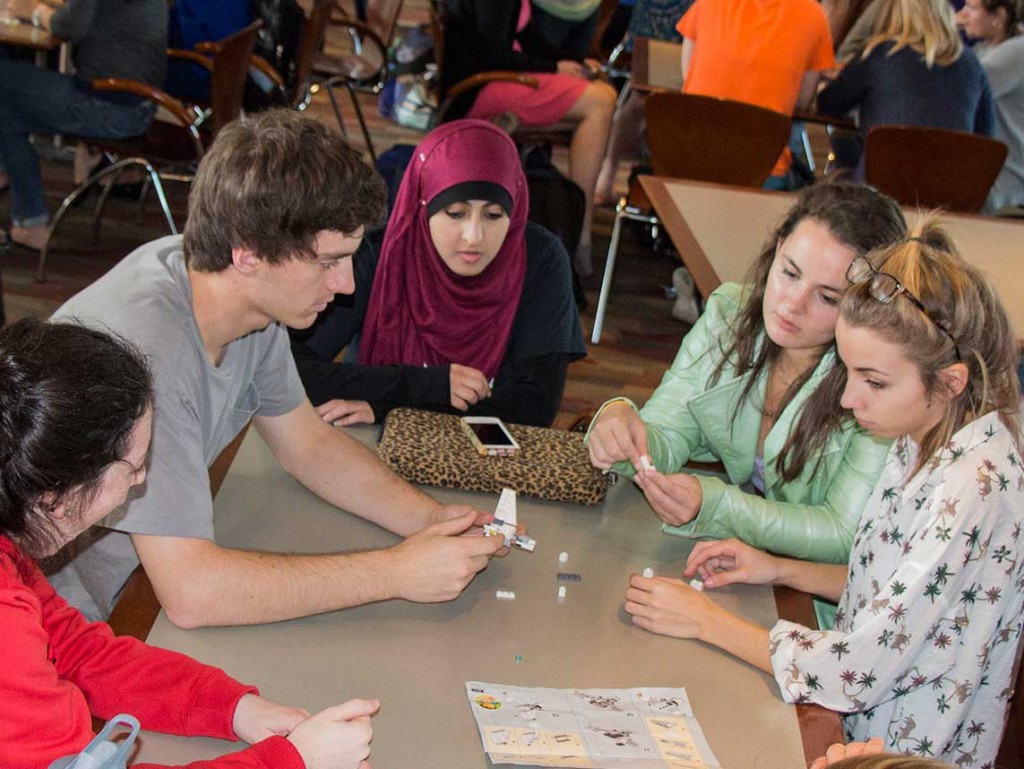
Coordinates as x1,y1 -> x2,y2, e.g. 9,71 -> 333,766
184,109 -> 387,272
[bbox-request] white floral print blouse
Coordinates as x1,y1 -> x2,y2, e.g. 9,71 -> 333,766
769,411 -> 1024,767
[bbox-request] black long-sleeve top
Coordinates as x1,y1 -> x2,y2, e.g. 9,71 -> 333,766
290,222 -> 587,427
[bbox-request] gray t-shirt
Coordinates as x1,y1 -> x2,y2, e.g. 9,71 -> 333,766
48,235 -> 306,619
979,37 -> 1024,212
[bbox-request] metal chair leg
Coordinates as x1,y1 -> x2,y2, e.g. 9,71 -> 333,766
37,158 -> 176,282
325,82 -> 351,140
591,202 -> 627,344
344,81 -> 376,163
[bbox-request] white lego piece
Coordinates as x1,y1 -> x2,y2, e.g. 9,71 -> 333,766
558,551 -> 569,564
642,567 -> 655,579
495,589 -> 516,600
515,534 -> 536,552
557,585 -> 567,599
639,455 -> 654,472
689,578 -> 704,592
495,487 -> 517,526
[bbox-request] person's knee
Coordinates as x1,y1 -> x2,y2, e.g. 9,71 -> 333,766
589,82 -> 617,117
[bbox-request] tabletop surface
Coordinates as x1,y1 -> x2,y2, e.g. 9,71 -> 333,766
0,17 -> 60,49
135,428 -> 808,769
641,177 -> 1024,337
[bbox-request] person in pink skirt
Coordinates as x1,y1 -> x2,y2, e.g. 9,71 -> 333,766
441,0 -> 617,276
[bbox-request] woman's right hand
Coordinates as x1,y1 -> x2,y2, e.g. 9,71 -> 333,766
684,539 -> 780,589
315,399 -> 375,426
286,699 -> 379,769
450,364 -> 491,410
556,59 -> 587,78
587,403 -> 649,471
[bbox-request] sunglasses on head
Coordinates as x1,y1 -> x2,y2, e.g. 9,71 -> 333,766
846,255 -> 961,361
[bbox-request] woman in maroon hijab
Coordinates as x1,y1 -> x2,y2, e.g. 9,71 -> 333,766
290,120 -> 586,427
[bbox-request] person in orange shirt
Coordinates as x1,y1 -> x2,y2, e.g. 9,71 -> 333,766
677,0 -> 835,187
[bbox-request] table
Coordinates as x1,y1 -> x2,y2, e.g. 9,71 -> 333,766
639,177 -> 1024,338
129,428 -> 839,768
0,17 -> 62,67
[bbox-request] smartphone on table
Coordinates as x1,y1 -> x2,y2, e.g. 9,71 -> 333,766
460,416 -> 520,457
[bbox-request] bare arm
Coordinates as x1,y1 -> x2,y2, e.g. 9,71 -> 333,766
685,539 -> 848,603
133,401 -> 504,628
255,400 -> 439,538
681,38 -> 695,83
796,70 -> 822,111
134,510 -> 502,628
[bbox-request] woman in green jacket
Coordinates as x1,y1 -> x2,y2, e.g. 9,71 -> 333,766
587,182 -> 907,565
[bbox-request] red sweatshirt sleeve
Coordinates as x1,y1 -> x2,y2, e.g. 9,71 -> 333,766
0,544 -> 303,769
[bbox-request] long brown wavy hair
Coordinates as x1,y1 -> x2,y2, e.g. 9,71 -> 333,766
708,182 -> 907,483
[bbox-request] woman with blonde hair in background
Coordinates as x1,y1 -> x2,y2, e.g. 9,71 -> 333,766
818,0 -> 996,178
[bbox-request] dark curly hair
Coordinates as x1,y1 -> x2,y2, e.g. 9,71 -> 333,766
0,320 -> 152,558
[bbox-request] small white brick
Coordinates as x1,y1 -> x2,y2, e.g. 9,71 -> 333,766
558,551 -> 569,564
557,585 -> 567,599
689,579 -> 705,592
642,567 -> 655,579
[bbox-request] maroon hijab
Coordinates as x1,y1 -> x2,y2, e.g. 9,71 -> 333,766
358,120 -> 528,379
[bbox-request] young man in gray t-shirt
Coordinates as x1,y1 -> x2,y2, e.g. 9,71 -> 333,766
51,110 -> 505,627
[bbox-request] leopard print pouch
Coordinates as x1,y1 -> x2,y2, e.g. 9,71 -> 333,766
377,408 -> 610,505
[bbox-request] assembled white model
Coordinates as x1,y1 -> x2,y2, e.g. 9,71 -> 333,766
483,488 -> 536,552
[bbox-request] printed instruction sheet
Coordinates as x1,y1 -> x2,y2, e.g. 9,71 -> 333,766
465,682 -> 721,769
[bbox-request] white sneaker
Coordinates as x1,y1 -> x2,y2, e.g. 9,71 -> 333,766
670,267 -> 700,325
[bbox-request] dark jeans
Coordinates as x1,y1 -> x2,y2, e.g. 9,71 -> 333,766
0,59 -> 155,227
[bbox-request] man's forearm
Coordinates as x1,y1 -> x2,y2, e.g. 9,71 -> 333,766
257,411 -> 440,537
136,536 -> 403,628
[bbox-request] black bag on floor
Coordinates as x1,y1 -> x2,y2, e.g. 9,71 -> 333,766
521,145 -> 587,311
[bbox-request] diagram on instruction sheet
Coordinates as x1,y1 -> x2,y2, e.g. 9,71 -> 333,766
465,682 -> 721,769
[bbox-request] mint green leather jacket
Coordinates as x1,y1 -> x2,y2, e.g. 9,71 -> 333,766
593,283 -> 890,565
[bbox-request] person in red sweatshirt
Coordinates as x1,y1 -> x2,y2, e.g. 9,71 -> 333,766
0,318 -> 377,769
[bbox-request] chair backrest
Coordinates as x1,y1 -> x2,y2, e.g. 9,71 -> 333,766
645,92 -> 793,188
364,0 -> 403,46
293,0 -> 335,100
209,20 -> 262,136
864,125 -> 1008,214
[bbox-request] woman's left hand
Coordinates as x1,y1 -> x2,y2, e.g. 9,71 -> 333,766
624,573 -> 716,639
633,471 -> 703,526
315,399 -> 375,426
233,693 -> 310,744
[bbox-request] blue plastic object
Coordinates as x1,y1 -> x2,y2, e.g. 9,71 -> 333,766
48,714 -> 140,769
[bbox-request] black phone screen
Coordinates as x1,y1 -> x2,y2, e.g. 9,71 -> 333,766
469,422 -> 516,447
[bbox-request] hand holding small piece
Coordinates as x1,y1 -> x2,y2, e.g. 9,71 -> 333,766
684,539 -> 780,589
390,511 -> 505,602
315,399 -> 375,426
624,573 -> 716,639
450,363 -> 491,410
633,470 -> 702,526
232,694 -> 309,744
286,698 -> 379,769
587,403 -> 649,470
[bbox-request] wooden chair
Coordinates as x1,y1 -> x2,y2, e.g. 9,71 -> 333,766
591,92 -> 792,343
37,22 -> 261,282
864,125 -> 1008,214
307,0 -> 405,160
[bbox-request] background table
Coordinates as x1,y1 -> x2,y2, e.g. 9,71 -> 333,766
640,177 -> 1024,339
0,18 -> 62,66
132,428 -> 825,769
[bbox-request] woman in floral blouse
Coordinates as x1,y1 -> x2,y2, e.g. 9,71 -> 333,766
623,222 -> 1024,766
